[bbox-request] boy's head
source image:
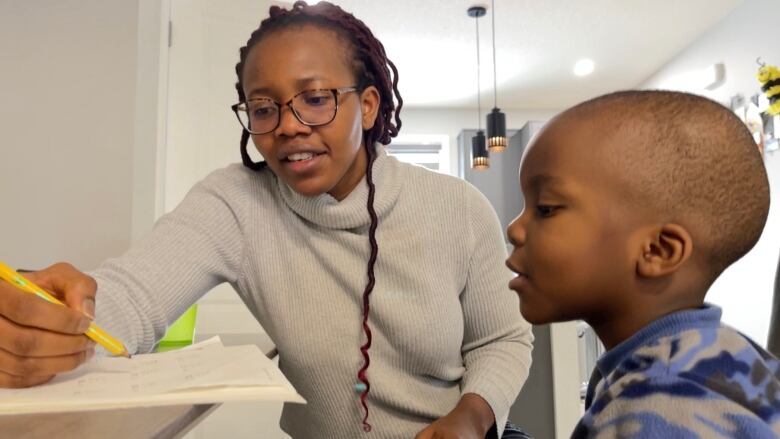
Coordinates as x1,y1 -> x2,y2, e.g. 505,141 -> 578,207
506,90 -> 769,341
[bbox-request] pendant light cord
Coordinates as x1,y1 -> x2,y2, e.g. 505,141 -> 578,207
475,13 -> 482,131
491,0 -> 497,108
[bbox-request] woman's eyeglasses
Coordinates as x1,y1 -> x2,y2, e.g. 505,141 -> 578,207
231,87 -> 357,135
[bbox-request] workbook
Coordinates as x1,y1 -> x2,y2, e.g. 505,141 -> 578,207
0,337 -> 305,414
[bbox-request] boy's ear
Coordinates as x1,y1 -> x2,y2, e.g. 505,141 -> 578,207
360,85 -> 380,131
636,223 -> 693,278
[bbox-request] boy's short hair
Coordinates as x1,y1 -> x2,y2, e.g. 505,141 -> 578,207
566,90 -> 769,278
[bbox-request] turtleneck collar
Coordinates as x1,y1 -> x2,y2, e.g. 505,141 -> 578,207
277,144 -> 405,230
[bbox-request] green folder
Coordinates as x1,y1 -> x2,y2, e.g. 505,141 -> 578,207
157,304 -> 198,352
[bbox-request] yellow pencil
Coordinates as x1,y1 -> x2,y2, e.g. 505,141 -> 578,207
0,261 -> 131,358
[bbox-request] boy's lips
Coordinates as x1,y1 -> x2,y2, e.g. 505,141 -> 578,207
505,259 -> 526,277
508,273 -> 530,292
506,258 -> 530,292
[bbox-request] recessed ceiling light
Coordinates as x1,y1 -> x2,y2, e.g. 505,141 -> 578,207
574,59 -> 595,77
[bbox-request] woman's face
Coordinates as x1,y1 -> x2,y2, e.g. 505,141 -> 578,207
242,25 -> 380,200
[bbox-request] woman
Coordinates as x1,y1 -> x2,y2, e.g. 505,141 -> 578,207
0,3 -> 532,437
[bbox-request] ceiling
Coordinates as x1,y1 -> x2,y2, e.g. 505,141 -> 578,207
276,0 -> 743,109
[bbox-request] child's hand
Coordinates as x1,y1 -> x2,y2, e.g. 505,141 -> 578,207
0,263 -> 97,387
415,393 -> 494,439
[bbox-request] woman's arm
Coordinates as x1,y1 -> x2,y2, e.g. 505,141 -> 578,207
89,167 -> 248,354
454,189 -> 534,436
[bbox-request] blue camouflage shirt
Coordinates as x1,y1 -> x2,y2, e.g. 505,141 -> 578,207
572,304 -> 780,438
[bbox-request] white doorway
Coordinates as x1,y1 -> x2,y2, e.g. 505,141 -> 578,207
165,1 -> 289,437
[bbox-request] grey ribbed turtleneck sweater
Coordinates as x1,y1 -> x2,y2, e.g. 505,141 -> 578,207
90,146 -> 533,438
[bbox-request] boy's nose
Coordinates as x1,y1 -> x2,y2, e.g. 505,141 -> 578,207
506,214 -> 526,248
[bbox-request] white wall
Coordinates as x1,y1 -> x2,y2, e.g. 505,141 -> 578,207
399,107 -> 560,176
0,1 -> 142,270
641,0 -> 780,344
133,0 -> 170,240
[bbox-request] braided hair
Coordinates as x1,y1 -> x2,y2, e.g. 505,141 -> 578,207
234,1 -> 403,432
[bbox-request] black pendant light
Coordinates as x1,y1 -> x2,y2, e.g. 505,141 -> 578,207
469,5 -> 489,170
486,0 -> 507,151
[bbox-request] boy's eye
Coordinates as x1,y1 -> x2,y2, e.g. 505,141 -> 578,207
536,205 -> 559,218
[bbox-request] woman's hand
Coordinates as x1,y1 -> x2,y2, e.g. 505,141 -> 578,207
0,263 -> 97,388
415,393 -> 495,439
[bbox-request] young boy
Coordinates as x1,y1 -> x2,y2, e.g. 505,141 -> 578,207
506,90 -> 779,438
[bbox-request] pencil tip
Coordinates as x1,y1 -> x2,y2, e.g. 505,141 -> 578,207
121,351 -> 132,359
